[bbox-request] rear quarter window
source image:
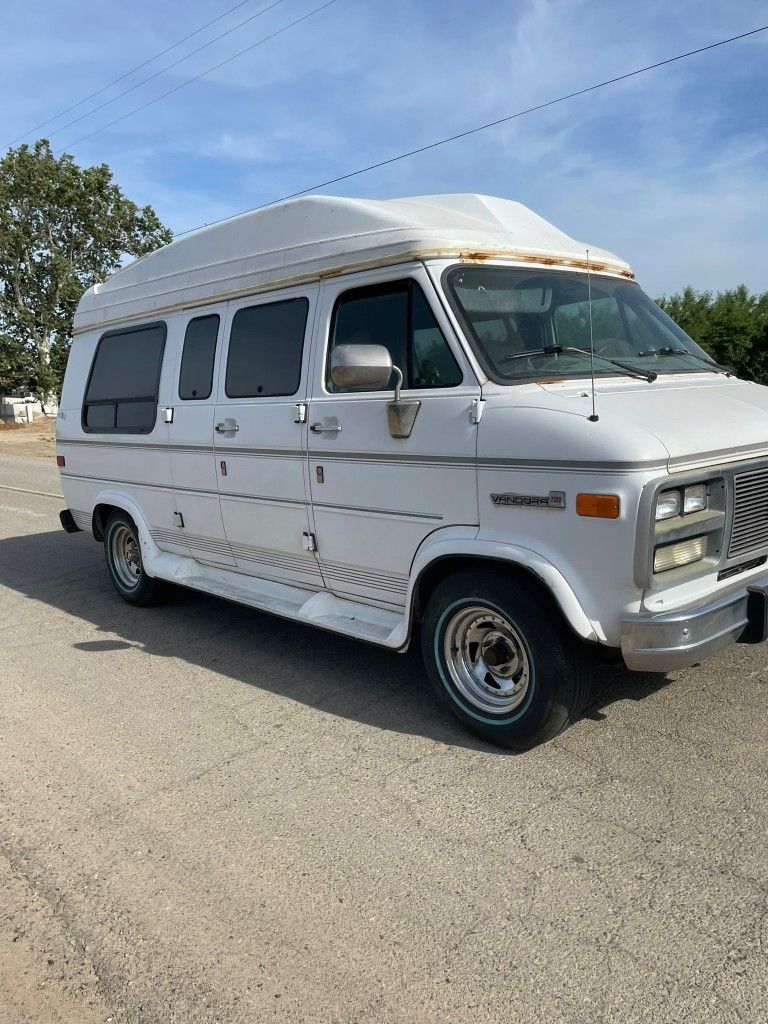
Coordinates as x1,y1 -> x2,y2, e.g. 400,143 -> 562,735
82,322 -> 166,433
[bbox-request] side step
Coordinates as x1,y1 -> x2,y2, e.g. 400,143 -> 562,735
147,552 -> 408,649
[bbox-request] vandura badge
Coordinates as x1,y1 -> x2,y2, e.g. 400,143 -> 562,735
490,491 -> 566,509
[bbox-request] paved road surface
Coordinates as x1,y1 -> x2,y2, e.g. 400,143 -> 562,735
1,455 -> 766,1023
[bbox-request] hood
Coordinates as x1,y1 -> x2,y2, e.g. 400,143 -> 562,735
480,375 -> 768,473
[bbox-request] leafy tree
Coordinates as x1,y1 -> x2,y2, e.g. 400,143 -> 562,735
0,139 -> 172,406
657,285 -> 768,383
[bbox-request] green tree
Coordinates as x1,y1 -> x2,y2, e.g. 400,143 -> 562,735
657,285 -> 768,383
0,139 -> 172,405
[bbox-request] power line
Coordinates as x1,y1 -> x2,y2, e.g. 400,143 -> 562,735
173,21 -> 768,238
56,0 -> 339,154
45,0 -> 292,142
4,0 -> 263,148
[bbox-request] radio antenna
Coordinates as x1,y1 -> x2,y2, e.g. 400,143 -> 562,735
586,248 -> 599,422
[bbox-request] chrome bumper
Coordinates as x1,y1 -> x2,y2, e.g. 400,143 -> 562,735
621,579 -> 768,672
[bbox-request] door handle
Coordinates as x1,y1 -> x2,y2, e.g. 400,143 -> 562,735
310,422 -> 342,433
215,420 -> 239,433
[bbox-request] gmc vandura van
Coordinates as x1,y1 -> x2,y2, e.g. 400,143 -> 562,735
57,194 -> 768,748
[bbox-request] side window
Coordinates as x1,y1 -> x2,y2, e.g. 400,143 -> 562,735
179,314 -> 219,400
327,280 -> 462,391
225,298 -> 308,399
411,284 -> 463,388
83,322 -> 166,433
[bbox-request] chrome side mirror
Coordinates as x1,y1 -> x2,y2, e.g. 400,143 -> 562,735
328,342 -> 421,439
329,344 -> 392,391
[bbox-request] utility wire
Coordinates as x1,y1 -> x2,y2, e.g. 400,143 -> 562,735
4,0 -> 263,148
46,0 -> 291,142
56,0 -> 338,154
173,21 -> 768,238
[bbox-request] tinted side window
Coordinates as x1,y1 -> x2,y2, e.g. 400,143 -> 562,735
179,314 -> 219,400
410,284 -> 462,388
225,298 -> 308,399
327,280 -> 462,391
83,322 -> 166,433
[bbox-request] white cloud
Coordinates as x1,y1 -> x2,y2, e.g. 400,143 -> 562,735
2,0 -> 766,293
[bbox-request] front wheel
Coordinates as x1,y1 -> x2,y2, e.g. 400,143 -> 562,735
104,511 -> 161,606
421,570 -> 590,750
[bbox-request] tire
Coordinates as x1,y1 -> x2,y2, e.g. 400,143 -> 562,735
421,569 -> 590,750
104,511 -> 161,607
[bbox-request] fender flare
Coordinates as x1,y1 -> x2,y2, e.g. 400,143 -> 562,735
91,489 -> 162,574
406,527 -> 600,643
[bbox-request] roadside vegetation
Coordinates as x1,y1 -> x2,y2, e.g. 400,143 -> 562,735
657,286 -> 768,384
0,140 -> 171,407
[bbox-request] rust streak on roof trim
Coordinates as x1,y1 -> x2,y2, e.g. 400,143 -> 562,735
72,246 -> 634,336
456,249 -> 635,279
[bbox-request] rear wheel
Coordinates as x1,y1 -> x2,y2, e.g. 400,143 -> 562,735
104,511 -> 160,606
421,570 -> 590,749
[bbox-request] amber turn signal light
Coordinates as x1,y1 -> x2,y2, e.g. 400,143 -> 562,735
56,455 -> 66,467
576,493 -> 620,519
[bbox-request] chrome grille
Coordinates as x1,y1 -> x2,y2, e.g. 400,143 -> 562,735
729,467 -> 768,557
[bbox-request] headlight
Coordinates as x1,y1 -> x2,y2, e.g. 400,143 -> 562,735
653,535 -> 706,573
655,490 -> 681,521
683,483 -> 707,514
656,483 -> 709,521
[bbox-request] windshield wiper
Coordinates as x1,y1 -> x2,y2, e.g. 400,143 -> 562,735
637,346 -> 734,376
500,345 -> 657,383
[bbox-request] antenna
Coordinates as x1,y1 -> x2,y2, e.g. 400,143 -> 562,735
586,248 -> 599,422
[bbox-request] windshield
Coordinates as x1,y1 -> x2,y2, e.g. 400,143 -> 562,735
445,265 -> 713,383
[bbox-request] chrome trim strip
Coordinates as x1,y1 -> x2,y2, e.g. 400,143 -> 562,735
322,561 -> 408,589
312,501 -> 442,521
57,438 -> 662,473
218,491 -> 307,507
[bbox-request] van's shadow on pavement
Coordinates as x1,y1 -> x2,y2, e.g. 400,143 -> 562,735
1,529 -> 671,751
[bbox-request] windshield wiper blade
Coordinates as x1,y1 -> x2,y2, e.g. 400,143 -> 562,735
637,346 -> 735,376
500,345 -> 657,383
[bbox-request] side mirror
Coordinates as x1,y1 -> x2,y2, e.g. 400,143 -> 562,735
329,344 -> 392,391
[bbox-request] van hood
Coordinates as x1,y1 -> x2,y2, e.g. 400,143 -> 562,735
480,376 -> 768,473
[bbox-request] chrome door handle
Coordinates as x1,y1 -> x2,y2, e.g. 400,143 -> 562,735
310,422 -> 342,433
215,420 -> 239,433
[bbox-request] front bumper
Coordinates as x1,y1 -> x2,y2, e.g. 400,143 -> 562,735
621,580 -> 768,672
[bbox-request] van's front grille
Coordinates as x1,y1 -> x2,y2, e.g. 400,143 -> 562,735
729,466 -> 768,558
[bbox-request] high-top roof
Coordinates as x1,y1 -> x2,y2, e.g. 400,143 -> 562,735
74,194 -> 633,332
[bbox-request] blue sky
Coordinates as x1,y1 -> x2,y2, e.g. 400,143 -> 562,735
2,0 -> 767,296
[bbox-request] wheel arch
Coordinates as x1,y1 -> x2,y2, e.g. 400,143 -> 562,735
92,502 -> 122,541
407,535 -> 599,644
90,490 -> 160,573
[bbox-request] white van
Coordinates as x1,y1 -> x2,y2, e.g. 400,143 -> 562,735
56,194 -> 768,748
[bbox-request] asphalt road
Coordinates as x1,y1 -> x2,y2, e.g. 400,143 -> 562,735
1,454 -> 766,1024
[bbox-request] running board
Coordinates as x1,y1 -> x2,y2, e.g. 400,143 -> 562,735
147,552 -> 408,649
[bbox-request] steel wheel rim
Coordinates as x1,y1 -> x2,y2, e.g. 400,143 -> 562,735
443,604 -> 531,715
110,524 -> 142,590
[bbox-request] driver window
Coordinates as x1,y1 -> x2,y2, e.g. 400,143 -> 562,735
327,279 -> 462,391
